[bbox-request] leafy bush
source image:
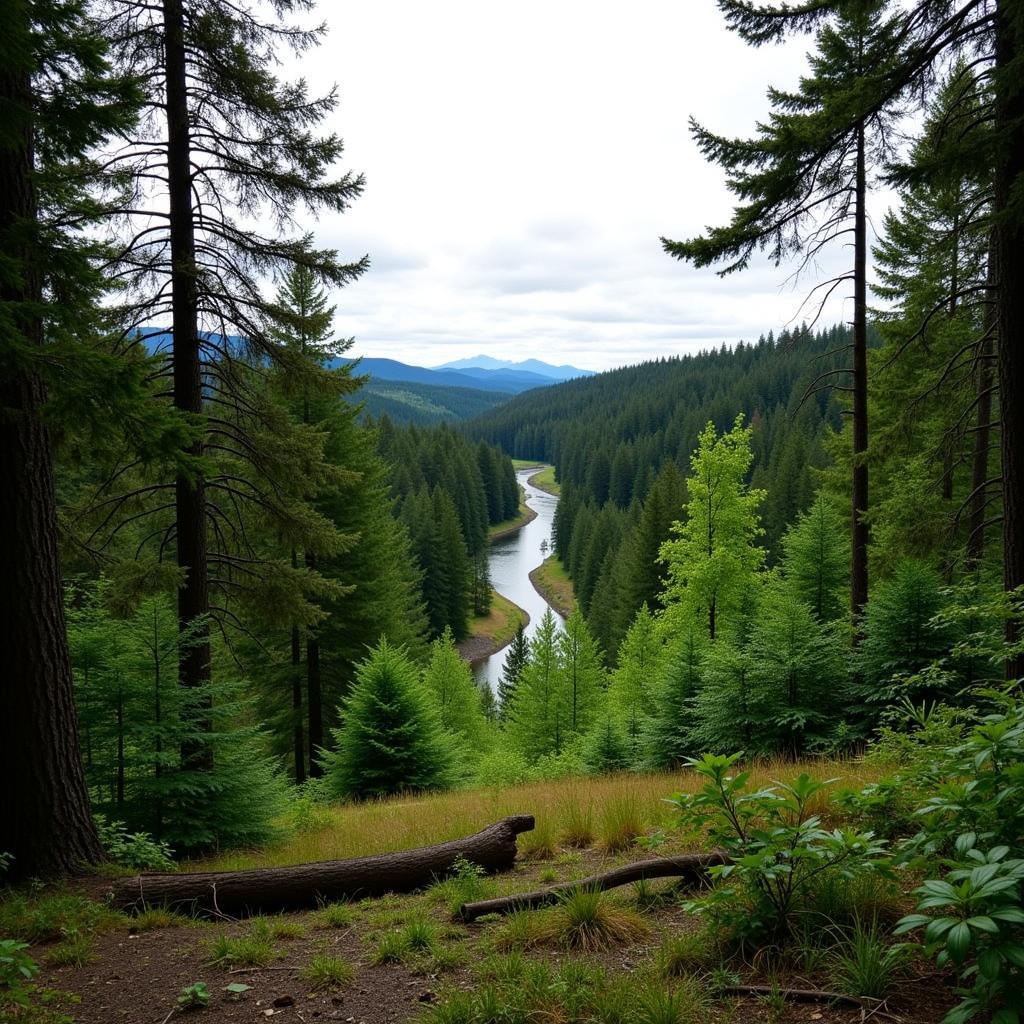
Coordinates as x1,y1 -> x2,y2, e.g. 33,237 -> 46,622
94,815 -> 174,871
668,753 -> 890,945
0,940 -> 38,1009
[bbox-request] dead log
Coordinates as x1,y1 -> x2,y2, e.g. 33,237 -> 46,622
110,814 -> 535,916
457,850 -> 728,922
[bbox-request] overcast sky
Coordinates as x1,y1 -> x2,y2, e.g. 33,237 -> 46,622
301,0 -> 876,372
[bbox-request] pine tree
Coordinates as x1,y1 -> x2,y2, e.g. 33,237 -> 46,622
0,0 -> 151,879
663,0 -> 902,627
557,610 -> 604,736
321,641 -> 456,800
582,709 -> 631,775
641,611 -> 706,769
608,605 -> 662,759
508,610 -> 564,759
660,415 -> 766,639
99,0 -> 367,768
422,627 -> 487,746
498,625 -> 529,719
781,493 -> 849,623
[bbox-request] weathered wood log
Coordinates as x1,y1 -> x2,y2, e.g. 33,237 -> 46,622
457,850 -> 728,922
110,814 -> 535,915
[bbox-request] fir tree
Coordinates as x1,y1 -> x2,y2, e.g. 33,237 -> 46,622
321,641 -> 456,800
662,0 -> 902,627
608,605 -> 662,759
582,710 -> 631,775
660,415 -> 766,639
508,610 -> 564,759
422,627 -> 487,746
781,493 -> 849,623
556,610 -> 605,736
498,625 -> 528,719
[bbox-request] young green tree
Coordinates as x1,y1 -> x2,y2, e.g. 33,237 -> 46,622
497,625 -> 529,719
422,627 -> 487,746
321,641 -> 455,800
556,610 -> 604,737
663,1 -> 901,626
582,709 -> 631,775
608,605 -> 662,759
780,493 -> 849,623
660,415 -> 766,640
508,611 -> 564,759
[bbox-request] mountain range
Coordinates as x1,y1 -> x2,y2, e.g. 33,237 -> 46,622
434,355 -> 594,381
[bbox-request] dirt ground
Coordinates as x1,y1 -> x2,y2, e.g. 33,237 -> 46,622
29,853 -> 957,1024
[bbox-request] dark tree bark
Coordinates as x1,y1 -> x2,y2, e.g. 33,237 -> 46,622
457,851 -> 729,922
0,48 -> 103,880
306,550 -> 324,777
164,0 -> 212,740
110,815 -> 535,915
966,241 -> 996,571
851,120 -> 870,630
290,552 -> 306,784
995,2 -> 1024,679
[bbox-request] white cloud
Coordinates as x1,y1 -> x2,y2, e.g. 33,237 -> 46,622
293,0 -> 892,371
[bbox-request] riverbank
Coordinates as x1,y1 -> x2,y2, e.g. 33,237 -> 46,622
527,465 -> 560,496
528,554 -> 576,618
457,589 -> 529,665
488,485 -> 538,540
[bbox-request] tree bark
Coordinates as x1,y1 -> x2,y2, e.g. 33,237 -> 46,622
0,36 -> 103,880
851,120 -> 870,631
163,0 -> 212,744
966,239 -> 996,570
290,553 -> 305,784
110,815 -> 535,915
457,851 -> 728,922
306,550 -> 324,777
995,2 -> 1024,679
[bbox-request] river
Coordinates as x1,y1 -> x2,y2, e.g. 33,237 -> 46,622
472,467 -> 565,692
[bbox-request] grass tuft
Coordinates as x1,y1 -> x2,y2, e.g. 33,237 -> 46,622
206,922 -> 279,968
599,793 -> 645,853
130,908 -> 200,932
46,931 -> 94,968
829,918 -> 909,998
549,887 -> 649,951
519,818 -> 557,861
300,954 -> 356,991
557,794 -> 595,848
314,901 -> 357,929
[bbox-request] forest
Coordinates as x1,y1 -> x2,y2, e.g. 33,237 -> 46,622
3,1 -> 1024,1023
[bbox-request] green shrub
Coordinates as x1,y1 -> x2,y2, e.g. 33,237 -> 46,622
668,753 -> 890,945
94,815 -> 174,871
176,983 -> 210,1010
300,954 -> 355,991
829,918 -> 909,999
0,940 -> 38,1008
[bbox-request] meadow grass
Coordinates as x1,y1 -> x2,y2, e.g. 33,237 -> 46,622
529,555 -> 576,617
527,465 -> 560,495
192,759 -> 885,871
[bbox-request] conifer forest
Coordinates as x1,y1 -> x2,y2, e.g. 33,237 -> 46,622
3,2 -> 1024,1023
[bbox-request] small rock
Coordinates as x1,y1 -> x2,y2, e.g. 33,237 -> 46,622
273,995 -> 296,1008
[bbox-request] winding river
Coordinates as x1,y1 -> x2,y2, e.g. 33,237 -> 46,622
472,468 -> 565,692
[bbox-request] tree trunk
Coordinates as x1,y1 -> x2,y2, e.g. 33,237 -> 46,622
458,851 -> 728,922
164,0 -> 212,750
290,551 -> 306,784
306,550 -> 324,777
111,815 -> 535,915
851,120 -> 870,632
996,2 -> 1024,679
0,41 -> 103,880
966,240 -> 996,570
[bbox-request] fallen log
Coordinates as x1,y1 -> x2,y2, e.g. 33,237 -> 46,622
110,814 -> 535,916
457,850 -> 728,922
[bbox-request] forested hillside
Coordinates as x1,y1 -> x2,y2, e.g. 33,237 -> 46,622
469,326 -> 847,654
352,380 -> 509,425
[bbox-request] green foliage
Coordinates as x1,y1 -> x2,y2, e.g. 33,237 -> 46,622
176,983 -> 210,1010
321,640 -> 456,799
422,628 -> 488,748
829,918 -> 909,999
497,625 -> 528,718
660,416 -> 765,640
430,856 -> 494,917
206,921 -> 279,969
582,710 -> 632,775
607,605 -> 662,758
670,754 -> 890,945
0,941 -> 38,1009
552,888 -> 649,951
0,892 -> 123,945
781,494 -> 849,623
93,816 -> 173,871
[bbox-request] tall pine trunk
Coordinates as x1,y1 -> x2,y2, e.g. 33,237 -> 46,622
290,547 -> 305,784
164,0 -> 212,749
306,552 -> 324,777
0,44 -> 102,880
995,1 -> 1024,679
851,120 -> 870,630
966,240 -> 996,571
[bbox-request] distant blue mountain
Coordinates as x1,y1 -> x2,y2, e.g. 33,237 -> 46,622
435,355 -> 594,380
353,357 -> 556,395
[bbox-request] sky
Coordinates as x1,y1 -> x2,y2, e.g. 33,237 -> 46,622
298,0 -> 879,372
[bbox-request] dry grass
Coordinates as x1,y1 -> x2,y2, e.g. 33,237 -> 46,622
193,759 -> 885,872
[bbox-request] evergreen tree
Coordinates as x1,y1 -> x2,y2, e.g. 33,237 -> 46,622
508,611 -> 564,759
662,0 -> 902,627
781,493 -> 849,623
321,641 -> 455,800
556,610 -> 605,737
582,709 -> 631,775
0,0 -> 153,878
642,612 -> 706,769
422,627 -> 487,746
608,605 -> 662,759
856,560 -> 955,718
498,625 -> 528,719
100,0 -> 368,768
660,415 -> 766,639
